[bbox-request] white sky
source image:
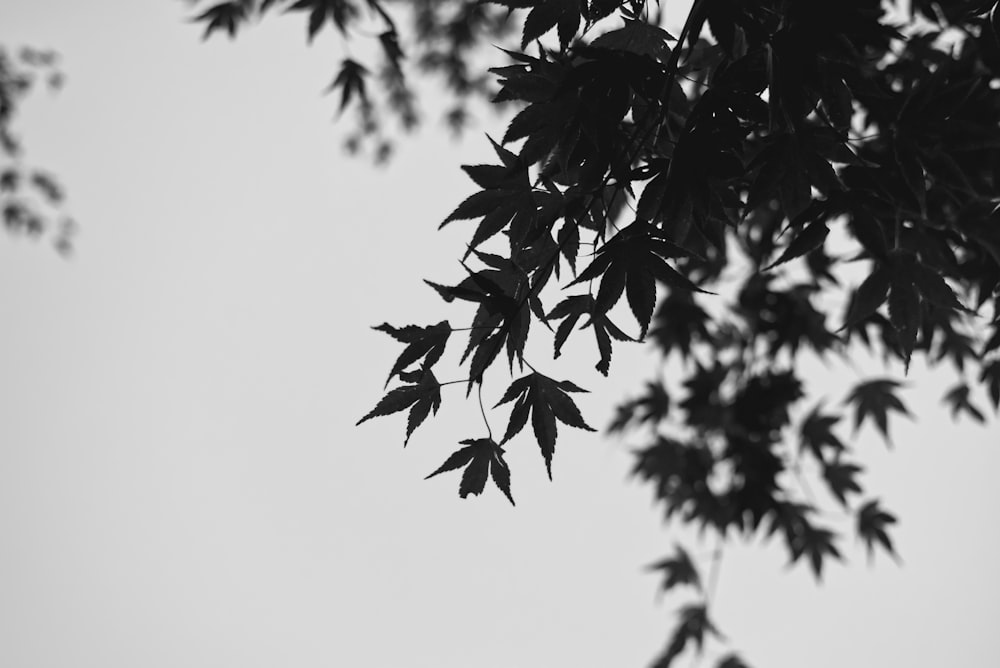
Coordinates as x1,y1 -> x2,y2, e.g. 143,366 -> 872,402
2,2 -> 998,667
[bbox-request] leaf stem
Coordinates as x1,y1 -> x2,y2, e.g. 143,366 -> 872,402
436,378 -> 472,388
478,382 -> 493,441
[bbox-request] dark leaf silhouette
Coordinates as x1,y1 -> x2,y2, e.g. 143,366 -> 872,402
425,437 -> 515,505
844,379 -> 911,442
547,294 -> 632,375
608,381 -> 670,433
799,404 -> 846,463
590,18 -> 676,60
568,221 -> 707,337
764,219 -> 830,271
653,604 -> 720,668
520,0 -> 581,50
494,372 -> 595,478
373,321 -> 451,384
821,460 -> 863,507
857,499 -> 897,562
194,2 -> 246,39
212,0 -> 1000,661
327,58 -> 368,113
286,0 -> 358,41
357,369 -> 441,445
911,262 -> 971,313
646,544 -> 701,594
942,383 -> 986,423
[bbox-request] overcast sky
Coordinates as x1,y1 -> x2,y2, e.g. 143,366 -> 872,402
2,2 -> 998,667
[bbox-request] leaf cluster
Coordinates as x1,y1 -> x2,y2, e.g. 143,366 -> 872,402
185,0 -> 519,157
348,1 -> 1000,665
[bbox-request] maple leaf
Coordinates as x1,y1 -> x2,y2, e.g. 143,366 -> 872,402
494,372 -> 595,479
193,2 -> 247,39
821,459 -> 863,506
608,381 -> 670,433
440,146 -> 552,256
679,361 -> 728,431
933,323 -> 978,372
844,378 -> 911,443
653,604 -> 720,668
356,369 -> 441,445
378,30 -> 404,70
648,291 -> 712,359
373,320 -> 451,385
794,522 -> 842,580
842,251 -> 971,368
568,221 -> 707,337
590,18 -> 676,61
798,404 -> 846,463
286,0 -> 358,41
520,0 -> 581,50
941,382 -> 986,423
326,58 -> 369,113
646,544 -> 702,594
426,264 -> 528,387
765,501 -> 841,579
547,294 -> 632,375
910,261 -> 973,313
763,218 -> 830,271
857,499 -> 898,563
425,437 -> 515,505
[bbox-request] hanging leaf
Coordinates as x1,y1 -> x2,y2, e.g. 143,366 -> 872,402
942,383 -> 986,423
764,219 -> 830,271
857,499 -> 898,562
646,544 -> 702,593
911,262 -> 972,313
373,321 -> 451,384
821,460 -> 863,506
192,2 -> 246,39
356,369 -> 442,445
799,404 -> 846,462
326,58 -> 369,113
653,604 -> 720,668
568,221 -> 708,336
494,372 -> 595,478
547,294 -> 633,375
425,438 -> 515,505
844,378 -> 911,443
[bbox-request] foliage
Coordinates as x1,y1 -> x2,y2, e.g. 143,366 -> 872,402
193,0 -> 1000,665
0,45 -> 74,252
186,0 -> 518,159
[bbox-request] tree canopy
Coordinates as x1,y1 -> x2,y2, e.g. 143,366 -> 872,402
191,0 -> 995,664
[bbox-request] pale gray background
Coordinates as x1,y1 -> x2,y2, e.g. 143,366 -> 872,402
2,1 -> 998,666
